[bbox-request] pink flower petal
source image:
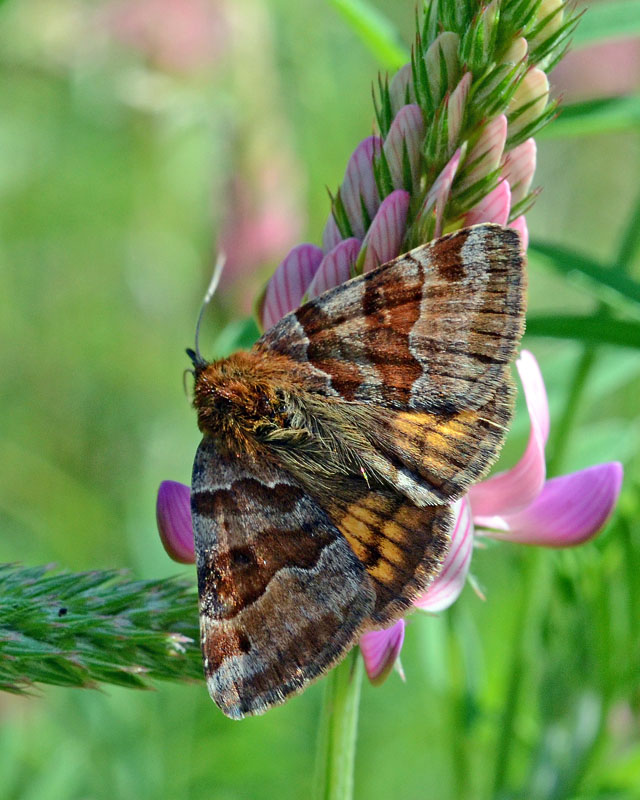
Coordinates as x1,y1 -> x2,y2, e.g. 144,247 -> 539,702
261,244 -> 324,329
341,136 -> 383,240
459,115 -> 508,192
383,104 -> 425,192
501,138 -> 536,207
470,350 -> 549,520
465,180 -> 511,226
322,213 -> 343,253
389,64 -> 415,115
360,620 -> 405,685
447,72 -> 472,151
360,189 -> 410,273
306,238 -> 360,297
414,499 -> 473,612
156,480 -> 195,564
422,148 -> 462,238
483,463 -> 623,546
510,215 -> 529,250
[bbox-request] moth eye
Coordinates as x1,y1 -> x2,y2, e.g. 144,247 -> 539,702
215,395 -> 232,412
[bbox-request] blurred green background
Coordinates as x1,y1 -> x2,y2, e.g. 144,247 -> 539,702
1,1 -> 640,798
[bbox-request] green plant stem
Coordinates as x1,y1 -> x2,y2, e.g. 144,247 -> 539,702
314,650 -> 363,800
491,549 -> 545,797
447,608 -> 469,800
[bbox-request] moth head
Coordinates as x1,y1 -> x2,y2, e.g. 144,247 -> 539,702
192,353 -> 284,436
186,346 -> 207,374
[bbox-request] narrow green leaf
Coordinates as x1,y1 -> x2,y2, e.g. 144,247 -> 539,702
373,73 -> 393,138
331,188 -> 355,240
615,190 -> 640,270
373,145 -> 395,198
528,11 -> 582,68
525,315 -> 640,348
573,0 -> 640,48
540,95 -> 640,138
330,0 -> 410,70
506,98 -> 560,148
401,140 -> 413,193
529,240 -> 640,307
359,193 -> 372,231
412,34 -> 435,115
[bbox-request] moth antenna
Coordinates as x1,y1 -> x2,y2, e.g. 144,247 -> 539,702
183,368 -> 195,398
189,252 -> 226,367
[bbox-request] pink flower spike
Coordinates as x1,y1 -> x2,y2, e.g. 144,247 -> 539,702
389,64 -> 415,115
383,104 -> 425,192
423,148 -> 462,238
501,138 -> 536,207
414,499 -> 474,612
486,463 -> 623,546
340,136 -> 383,240
510,215 -> 529,250
470,350 -> 549,520
261,244 -> 324,329
307,238 -> 361,297
465,180 -> 511,227
322,213 -> 343,253
156,480 -> 195,564
360,189 -> 410,273
360,620 -> 405,685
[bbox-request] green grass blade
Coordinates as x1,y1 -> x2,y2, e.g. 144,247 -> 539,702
525,315 -> 640,348
529,241 -> 640,307
329,0 -> 410,70
539,95 -> 640,139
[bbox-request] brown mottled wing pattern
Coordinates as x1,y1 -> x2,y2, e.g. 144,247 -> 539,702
260,224 -> 525,414
258,224 -> 526,505
191,437 -> 376,719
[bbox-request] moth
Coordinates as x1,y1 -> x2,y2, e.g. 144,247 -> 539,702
187,223 -> 525,719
